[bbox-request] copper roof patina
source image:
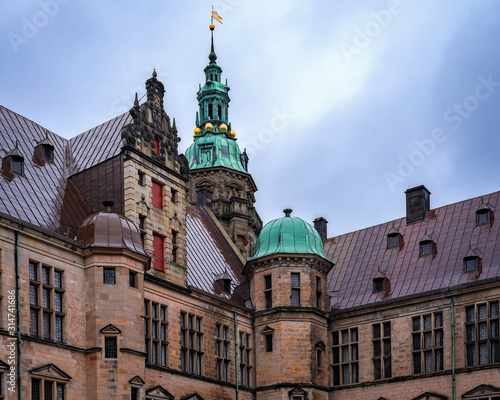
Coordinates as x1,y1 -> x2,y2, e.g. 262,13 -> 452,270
250,209 -> 328,261
325,191 -> 500,311
184,131 -> 248,173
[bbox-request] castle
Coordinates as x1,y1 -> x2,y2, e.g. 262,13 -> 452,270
0,25 -> 499,400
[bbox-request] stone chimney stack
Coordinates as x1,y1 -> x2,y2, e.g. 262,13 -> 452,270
405,185 -> 431,224
313,217 -> 328,242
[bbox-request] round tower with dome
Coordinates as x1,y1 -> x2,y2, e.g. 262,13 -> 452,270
244,209 -> 333,399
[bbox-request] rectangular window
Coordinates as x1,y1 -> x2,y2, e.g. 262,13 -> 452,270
216,324 -> 231,382
138,171 -> 145,186
387,233 -> 399,248
131,387 -> 138,400
152,181 -> 163,209
373,322 -> 391,380
172,231 -> 178,263
239,331 -> 252,387
32,378 -> 40,400
265,334 -> 273,352
144,301 -> 168,366
29,263 -> 64,342
264,275 -> 272,309
291,273 -> 300,306
171,189 -> 178,203
105,337 -> 117,358
153,234 -> 164,271
12,158 -> 23,175
332,328 -> 359,386
180,312 -> 202,374
103,268 -> 115,284
466,301 -> 500,366
316,276 -> 322,308
129,271 -> 137,288
412,312 -> 444,373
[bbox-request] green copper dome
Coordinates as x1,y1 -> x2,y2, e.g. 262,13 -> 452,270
185,131 -> 248,173
250,209 -> 328,261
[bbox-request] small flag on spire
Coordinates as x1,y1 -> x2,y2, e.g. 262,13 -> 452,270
212,10 -> 223,24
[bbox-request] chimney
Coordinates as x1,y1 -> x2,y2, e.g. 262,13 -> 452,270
313,217 -> 328,242
196,186 -> 213,208
405,185 -> 431,224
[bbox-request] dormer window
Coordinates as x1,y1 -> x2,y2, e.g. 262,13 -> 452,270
419,240 -> 435,256
476,209 -> 492,225
373,278 -> 386,293
387,233 -> 402,249
464,256 -> 481,272
11,155 -> 24,175
43,144 -> 54,162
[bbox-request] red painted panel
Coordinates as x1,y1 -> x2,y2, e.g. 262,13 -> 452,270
154,137 -> 160,155
153,234 -> 164,271
152,181 -> 163,209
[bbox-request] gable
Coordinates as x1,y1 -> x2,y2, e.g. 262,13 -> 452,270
181,393 -> 205,400
412,392 -> 447,400
29,363 -> 72,381
100,323 -> 121,334
146,385 -> 174,400
463,385 -> 500,399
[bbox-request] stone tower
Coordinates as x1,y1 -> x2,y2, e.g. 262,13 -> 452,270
185,24 -> 262,259
244,209 -> 333,400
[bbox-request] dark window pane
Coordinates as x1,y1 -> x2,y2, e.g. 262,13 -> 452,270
373,324 -> 381,339
56,383 -> 64,400
342,364 -> 349,384
434,312 -> 443,328
413,333 -> 421,350
291,288 -> 300,306
351,328 -> 358,342
478,304 -> 487,320
384,357 -> 392,378
352,363 -> 359,383
465,258 -> 476,272
32,379 -> 40,400
265,291 -> 272,308
30,309 -> 38,336
103,268 -> 115,284
42,267 -> 50,285
54,292 -> 62,312
466,306 -> 475,322
374,358 -> 381,380
435,329 -> 443,347
466,324 -> 476,342
479,342 -> 488,364
30,284 -> 38,305
413,352 -> 421,374
29,262 -> 37,280
373,341 -> 381,357
479,322 -> 488,340
424,332 -> 432,349
383,339 -> 391,356
291,273 -> 300,287
424,351 -> 433,372
491,302 -> 500,318
105,337 -> 117,358
342,346 -> 349,362
43,312 -> 51,339
466,344 -> 476,366
341,330 -> 349,344
54,271 -> 62,288
436,349 -> 444,371
383,322 -> 391,337
413,317 -> 420,331
333,347 -> 340,363
55,316 -> 63,342
264,275 -> 272,289
491,320 -> 500,339
351,344 -> 358,361
333,365 -> 340,386
492,341 -> 500,363
424,314 -> 432,330
332,331 -> 339,346
44,380 -> 53,400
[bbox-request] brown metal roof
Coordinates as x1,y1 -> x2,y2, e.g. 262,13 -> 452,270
325,191 -> 500,310
0,105 -> 131,237
186,204 -> 248,306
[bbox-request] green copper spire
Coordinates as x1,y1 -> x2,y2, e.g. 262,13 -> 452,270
185,24 -> 248,174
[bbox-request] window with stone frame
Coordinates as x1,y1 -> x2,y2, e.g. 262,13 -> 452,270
144,301 -> 168,367
30,364 -> 71,400
465,301 -> 500,366
264,275 -> 272,309
315,276 -> 322,308
239,331 -> 252,387
172,231 -> 179,263
332,328 -> 359,386
180,312 -> 203,375
31,378 -> 65,400
105,336 -> 117,358
103,267 -> 115,284
29,262 -> 64,342
215,324 -> 230,381
373,321 -> 392,379
412,312 -> 444,373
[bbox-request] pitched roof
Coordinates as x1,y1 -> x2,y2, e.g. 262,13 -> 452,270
0,105 -> 130,237
186,204 -> 249,306
325,191 -> 500,310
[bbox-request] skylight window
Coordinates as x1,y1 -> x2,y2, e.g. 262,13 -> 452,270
419,240 -> 435,257
11,156 -> 24,175
387,233 -> 401,249
476,209 -> 492,226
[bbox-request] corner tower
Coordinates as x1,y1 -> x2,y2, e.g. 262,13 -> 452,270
185,24 -> 262,259
244,209 -> 333,399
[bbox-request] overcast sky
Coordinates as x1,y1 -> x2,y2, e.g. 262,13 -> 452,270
2,0 -> 500,236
